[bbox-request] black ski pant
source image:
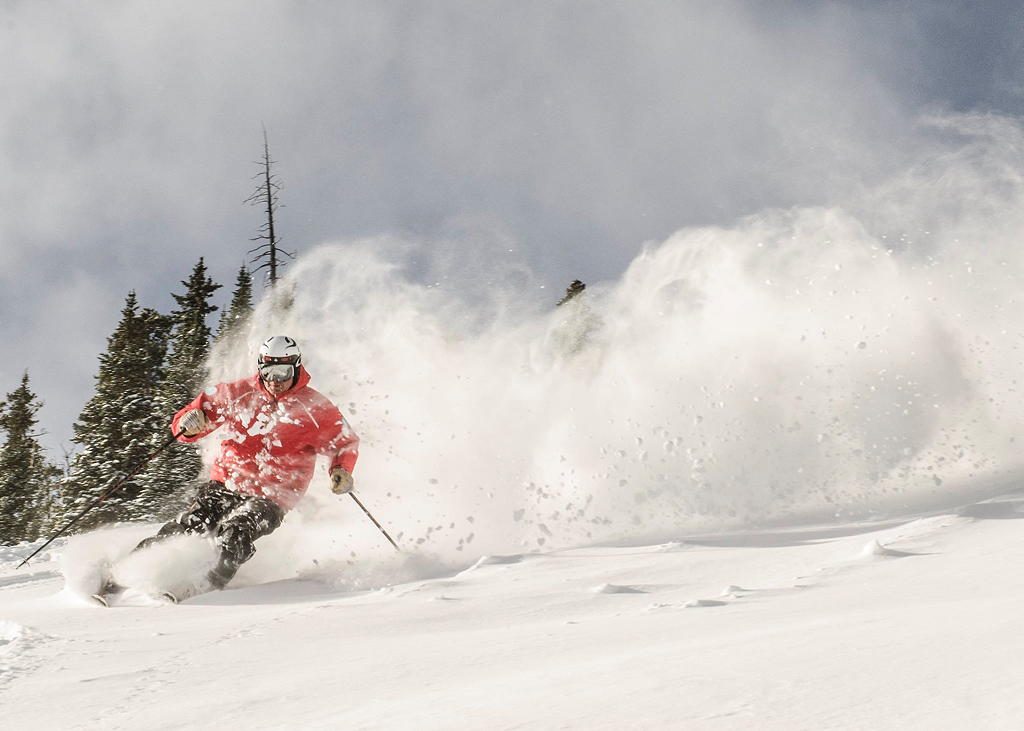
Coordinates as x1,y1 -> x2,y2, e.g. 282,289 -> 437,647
135,481 -> 285,589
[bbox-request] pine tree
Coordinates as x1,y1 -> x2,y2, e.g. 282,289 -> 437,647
143,259 -> 221,515
160,258 -> 222,412
0,372 -> 59,544
62,293 -> 171,530
215,264 -> 254,348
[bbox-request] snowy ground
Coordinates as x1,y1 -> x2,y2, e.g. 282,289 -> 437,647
3,491 -> 1024,730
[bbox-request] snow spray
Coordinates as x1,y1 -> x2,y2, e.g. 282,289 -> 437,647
206,113 -> 1024,565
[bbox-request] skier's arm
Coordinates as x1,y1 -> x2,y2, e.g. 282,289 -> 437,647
317,402 -> 359,475
170,387 -> 225,443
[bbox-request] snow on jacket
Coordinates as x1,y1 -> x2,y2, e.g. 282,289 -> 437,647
171,367 -> 359,510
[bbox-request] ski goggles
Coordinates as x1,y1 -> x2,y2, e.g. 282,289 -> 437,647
258,356 -> 299,383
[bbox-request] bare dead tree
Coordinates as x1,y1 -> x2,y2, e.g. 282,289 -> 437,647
245,128 -> 294,287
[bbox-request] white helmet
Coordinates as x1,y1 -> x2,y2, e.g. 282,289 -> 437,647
257,335 -> 302,383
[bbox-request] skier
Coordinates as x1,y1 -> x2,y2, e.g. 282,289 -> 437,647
119,335 -> 359,599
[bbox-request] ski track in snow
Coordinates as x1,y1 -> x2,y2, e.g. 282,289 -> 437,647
85,600 -> 322,728
0,570 -> 60,590
0,620 -> 59,692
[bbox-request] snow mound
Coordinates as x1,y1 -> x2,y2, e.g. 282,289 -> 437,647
0,570 -> 60,591
720,585 -> 750,597
473,554 -> 525,567
655,542 -> 693,553
0,541 -> 49,567
592,583 -> 647,595
0,620 -> 25,650
859,540 -> 917,560
684,599 -> 728,608
456,554 -> 525,577
958,499 -> 1024,520
0,620 -> 53,688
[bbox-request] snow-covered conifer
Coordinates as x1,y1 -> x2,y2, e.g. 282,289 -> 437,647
143,259 -> 221,514
214,264 -> 254,349
62,293 -> 171,528
0,372 -> 60,544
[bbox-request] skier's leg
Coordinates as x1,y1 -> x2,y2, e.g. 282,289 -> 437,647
207,495 -> 285,589
133,481 -> 242,552
132,521 -> 188,552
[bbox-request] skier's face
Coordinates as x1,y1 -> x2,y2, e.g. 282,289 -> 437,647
258,355 -> 299,396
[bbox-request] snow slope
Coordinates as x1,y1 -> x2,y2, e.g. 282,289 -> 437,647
3,490 -> 1024,729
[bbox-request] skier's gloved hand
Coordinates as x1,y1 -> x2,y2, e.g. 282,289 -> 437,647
179,408 -> 209,437
330,468 -> 354,495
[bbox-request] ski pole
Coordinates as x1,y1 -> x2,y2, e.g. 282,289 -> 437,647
348,492 -> 401,552
17,431 -> 184,569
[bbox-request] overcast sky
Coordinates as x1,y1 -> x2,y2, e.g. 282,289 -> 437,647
3,0 -> 1024,455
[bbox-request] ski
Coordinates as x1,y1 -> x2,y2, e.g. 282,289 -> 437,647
87,573 -> 126,607
89,593 -> 112,608
87,587 -> 178,607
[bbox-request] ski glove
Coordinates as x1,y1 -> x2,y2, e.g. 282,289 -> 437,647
330,468 -> 354,495
179,408 -> 209,437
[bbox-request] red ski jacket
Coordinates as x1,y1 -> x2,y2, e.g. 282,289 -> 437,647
171,367 -> 359,510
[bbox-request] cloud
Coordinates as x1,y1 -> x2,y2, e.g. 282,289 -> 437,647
0,2 -> 923,267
